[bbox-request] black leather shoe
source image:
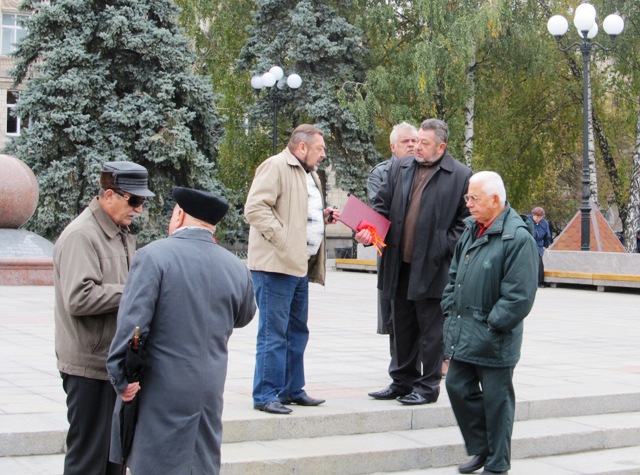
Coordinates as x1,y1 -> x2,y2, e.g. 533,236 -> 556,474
458,454 -> 488,473
368,386 -> 407,400
396,391 -> 435,405
479,471 -> 507,475
280,395 -> 325,406
254,402 -> 292,414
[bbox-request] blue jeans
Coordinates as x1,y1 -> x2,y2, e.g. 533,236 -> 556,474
252,271 -> 310,406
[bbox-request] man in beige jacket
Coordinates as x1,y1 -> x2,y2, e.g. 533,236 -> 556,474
245,124 -> 340,415
54,161 -> 153,475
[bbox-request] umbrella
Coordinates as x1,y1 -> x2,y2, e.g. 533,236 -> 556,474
119,326 -> 146,475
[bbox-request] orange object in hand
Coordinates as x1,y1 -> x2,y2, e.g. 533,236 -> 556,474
357,219 -> 387,256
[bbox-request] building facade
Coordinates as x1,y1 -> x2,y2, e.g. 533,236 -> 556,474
0,0 -> 28,148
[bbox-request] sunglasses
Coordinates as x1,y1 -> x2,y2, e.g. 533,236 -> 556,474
114,190 -> 146,208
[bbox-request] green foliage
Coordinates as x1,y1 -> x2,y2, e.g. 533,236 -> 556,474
173,0 -> 282,242
6,0 -> 225,244
238,0 -> 382,199
30,0 -> 633,243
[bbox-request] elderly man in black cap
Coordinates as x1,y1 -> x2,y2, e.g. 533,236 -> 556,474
54,161 -> 154,475
107,187 -> 256,475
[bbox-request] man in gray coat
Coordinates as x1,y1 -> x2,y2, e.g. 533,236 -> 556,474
366,122 -> 418,395
54,161 -> 154,475
357,119 -> 472,405
441,171 -> 538,475
107,187 -> 256,475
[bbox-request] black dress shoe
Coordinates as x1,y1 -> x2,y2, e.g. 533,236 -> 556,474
458,453 -> 488,473
280,395 -> 325,406
368,386 -> 407,400
396,391 -> 435,405
479,471 -> 507,475
254,401 -> 292,414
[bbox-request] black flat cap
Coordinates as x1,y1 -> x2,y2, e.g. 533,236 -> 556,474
172,187 -> 230,226
100,161 -> 155,197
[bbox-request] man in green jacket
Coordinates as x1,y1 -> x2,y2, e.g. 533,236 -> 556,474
441,171 -> 538,475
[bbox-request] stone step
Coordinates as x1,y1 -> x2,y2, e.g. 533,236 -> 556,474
371,446 -> 640,474
3,409 -> 640,474
3,391 -> 640,458
219,411 -> 640,475
4,444 -> 640,475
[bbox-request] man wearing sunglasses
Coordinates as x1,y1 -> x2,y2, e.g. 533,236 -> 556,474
54,161 -> 154,475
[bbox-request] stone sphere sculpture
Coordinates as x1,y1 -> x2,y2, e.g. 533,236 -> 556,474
0,154 -> 39,228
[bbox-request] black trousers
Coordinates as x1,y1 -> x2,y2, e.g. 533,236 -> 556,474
389,262 -> 443,400
61,373 -> 120,475
538,254 -> 545,286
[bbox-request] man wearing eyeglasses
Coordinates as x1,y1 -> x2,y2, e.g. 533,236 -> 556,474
441,171 -> 538,475
357,119 -> 472,406
54,161 -> 154,475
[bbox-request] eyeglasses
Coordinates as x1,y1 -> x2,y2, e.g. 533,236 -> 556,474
463,194 -> 484,204
114,190 -> 146,208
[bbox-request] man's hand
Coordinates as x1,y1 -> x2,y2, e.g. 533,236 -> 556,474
355,228 -> 373,246
324,207 -> 341,224
121,382 -> 141,402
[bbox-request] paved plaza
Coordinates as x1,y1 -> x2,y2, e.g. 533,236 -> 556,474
1,266 -> 640,473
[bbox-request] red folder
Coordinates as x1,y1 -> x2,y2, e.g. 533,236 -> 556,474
338,194 -> 391,241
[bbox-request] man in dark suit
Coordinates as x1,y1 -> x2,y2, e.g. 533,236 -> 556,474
357,118 -> 472,405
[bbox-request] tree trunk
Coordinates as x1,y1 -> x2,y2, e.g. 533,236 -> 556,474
592,112 -> 626,229
587,79 -> 598,207
624,98 -> 640,252
464,56 -> 477,168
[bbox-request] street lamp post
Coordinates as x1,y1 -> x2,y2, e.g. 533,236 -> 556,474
547,4 -> 624,251
251,66 -> 302,155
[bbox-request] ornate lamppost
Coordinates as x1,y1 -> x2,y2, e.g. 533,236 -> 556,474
251,66 -> 302,155
547,4 -> 624,251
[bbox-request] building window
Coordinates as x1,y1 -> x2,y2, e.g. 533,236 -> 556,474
6,91 -> 28,136
2,14 -> 28,55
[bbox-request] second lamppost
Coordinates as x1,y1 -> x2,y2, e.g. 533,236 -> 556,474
547,3 -> 624,251
251,66 -> 302,156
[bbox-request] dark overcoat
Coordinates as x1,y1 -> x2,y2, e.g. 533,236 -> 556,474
107,228 -> 256,475
373,152 -> 472,301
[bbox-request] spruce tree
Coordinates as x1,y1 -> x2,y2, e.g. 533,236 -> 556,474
238,0 -> 382,197
6,0 -> 226,243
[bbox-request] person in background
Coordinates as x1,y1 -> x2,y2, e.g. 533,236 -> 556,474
529,207 -> 552,288
107,187 -> 256,475
54,161 -> 154,475
245,124 -> 341,415
366,122 -> 419,388
357,118 -> 472,406
367,122 -> 418,203
442,171 -> 538,475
